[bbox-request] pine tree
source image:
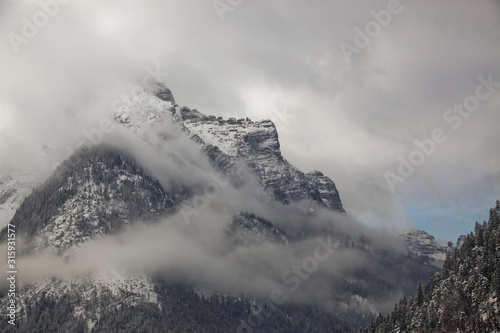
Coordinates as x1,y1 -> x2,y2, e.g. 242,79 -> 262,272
416,281 -> 424,307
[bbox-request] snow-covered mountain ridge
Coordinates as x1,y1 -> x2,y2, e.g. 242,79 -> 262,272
115,85 -> 344,211
0,84 -> 444,332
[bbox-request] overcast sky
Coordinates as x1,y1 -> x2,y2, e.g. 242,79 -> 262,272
0,0 -> 499,242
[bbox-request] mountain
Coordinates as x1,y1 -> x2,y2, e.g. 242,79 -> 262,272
0,147 -> 356,332
116,85 -> 344,212
0,146 -> 179,253
0,170 -> 40,228
1,85 -> 439,332
359,201 -> 500,333
399,228 -> 453,267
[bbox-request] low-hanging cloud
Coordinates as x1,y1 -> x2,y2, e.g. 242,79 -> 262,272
0,127 -> 410,312
0,203 -> 406,313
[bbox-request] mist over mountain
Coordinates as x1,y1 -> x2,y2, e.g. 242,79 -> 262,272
0,1 -> 498,332
0,86 -> 441,332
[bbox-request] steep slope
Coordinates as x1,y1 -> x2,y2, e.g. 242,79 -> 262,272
1,145 -> 177,254
0,145 -> 185,331
359,201 -> 500,333
178,108 -> 344,211
226,212 -> 289,246
111,87 -> 439,327
2,279 -> 358,333
114,86 -> 344,212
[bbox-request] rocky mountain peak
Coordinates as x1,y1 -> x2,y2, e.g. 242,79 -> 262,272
113,89 -> 344,212
146,82 -> 175,103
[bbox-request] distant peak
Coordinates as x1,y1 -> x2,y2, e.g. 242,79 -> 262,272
400,228 -> 437,240
147,82 -> 175,103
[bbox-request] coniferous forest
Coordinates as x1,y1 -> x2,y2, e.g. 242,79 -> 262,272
359,201 -> 500,333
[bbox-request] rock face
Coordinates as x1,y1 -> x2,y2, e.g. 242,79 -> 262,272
0,145 -> 181,331
176,107 -> 344,211
399,228 -> 453,267
114,89 -> 344,212
147,82 -> 175,103
0,144 -> 353,331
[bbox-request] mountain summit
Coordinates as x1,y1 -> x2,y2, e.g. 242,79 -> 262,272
116,87 -> 344,212
0,83 -> 439,332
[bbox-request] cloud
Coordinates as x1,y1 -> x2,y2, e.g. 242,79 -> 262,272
0,200 -> 407,312
0,0 -> 499,246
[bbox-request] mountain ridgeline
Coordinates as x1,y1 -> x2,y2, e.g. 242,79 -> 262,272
0,85 -> 464,332
359,201 -> 500,333
0,146 -> 180,252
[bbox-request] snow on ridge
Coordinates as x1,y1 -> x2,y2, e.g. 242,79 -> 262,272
0,170 -> 44,228
399,228 -> 452,266
15,267 -> 160,331
183,117 -> 277,156
114,92 -> 175,132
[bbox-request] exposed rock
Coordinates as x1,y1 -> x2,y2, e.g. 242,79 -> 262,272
400,228 -> 453,267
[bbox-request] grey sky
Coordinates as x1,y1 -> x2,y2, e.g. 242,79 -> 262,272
0,0 -> 499,241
